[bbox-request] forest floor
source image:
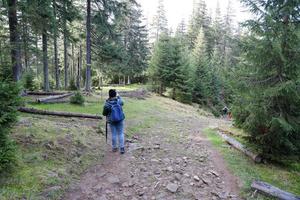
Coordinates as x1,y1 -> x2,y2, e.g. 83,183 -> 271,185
1,85 -> 299,200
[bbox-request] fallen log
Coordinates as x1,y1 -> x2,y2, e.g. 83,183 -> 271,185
18,107 -> 102,119
217,131 -> 262,163
27,91 -> 67,96
251,181 -> 300,200
36,93 -> 74,103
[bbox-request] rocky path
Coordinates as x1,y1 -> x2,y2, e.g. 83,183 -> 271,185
64,97 -> 241,200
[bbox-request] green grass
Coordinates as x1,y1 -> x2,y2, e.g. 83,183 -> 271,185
1,86 -> 160,199
0,115 -> 105,200
204,128 -> 300,199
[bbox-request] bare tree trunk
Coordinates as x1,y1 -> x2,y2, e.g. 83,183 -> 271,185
76,45 -> 82,89
21,14 -> 29,71
85,0 -> 92,91
72,42 -> 75,79
35,34 -> 39,77
63,1 -> 68,89
42,30 -> 50,92
7,0 -> 22,81
127,76 -> 130,84
53,0 -> 60,89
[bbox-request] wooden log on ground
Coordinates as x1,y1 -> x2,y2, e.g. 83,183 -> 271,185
217,131 -> 262,163
18,107 -> 102,119
27,91 -> 67,96
36,93 -> 74,103
251,181 -> 300,200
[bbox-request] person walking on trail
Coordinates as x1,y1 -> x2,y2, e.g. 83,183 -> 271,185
103,89 -> 126,154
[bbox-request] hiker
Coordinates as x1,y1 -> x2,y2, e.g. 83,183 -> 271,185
102,89 -> 126,154
222,106 -> 232,120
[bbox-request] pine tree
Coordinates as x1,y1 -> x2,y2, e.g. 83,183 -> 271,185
150,0 -> 168,43
233,0 -> 300,157
191,28 -> 210,103
187,0 -> 208,49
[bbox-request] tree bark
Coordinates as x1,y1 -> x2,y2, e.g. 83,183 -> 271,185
18,107 -> 102,119
85,0 -> 92,91
36,93 -> 74,103
26,91 -> 67,95
42,30 -> 50,92
63,0 -> 68,89
76,44 -> 82,89
7,0 -> 22,81
21,13 -> 29,71
53,0 -> 60,89
127,76 -> 131,84
251,181 -> 300,200
217,131 -> 262,163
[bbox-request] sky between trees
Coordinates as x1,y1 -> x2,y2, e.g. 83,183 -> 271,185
138,0 -> 252,30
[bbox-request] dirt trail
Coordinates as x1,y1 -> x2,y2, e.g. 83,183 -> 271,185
64,97 -> 241,200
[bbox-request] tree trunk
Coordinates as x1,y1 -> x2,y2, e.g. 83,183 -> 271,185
7,0 -> 22,81
21,13 -> 29,71
35,34 -> 39,77
63,35 -> 68,89
53,0 -> 60,89
63,1 -> 68,89
85,0 -> 92,91
42,30 -> 50,92
251,181 -> 300,200
127,76 -> 131,85
72,42 -> 75,79
217,131 -> 262,163
76,44 -> 82,89
18,107 -> 102,119
36,93 -> 74,103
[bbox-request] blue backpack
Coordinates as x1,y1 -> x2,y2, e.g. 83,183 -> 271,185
109,100 -> 125,123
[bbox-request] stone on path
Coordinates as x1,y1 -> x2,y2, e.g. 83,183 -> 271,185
107,175 -> 120,184
166,183 -> 179,193
194,175 -> 200,182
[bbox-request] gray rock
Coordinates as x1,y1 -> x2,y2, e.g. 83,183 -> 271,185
166,166 -> 173,172
107,175 -> 120,184
193,175 -> 200,182
166,183 -> 178,193
96,196 -> 108,200
174,173 -> 182,181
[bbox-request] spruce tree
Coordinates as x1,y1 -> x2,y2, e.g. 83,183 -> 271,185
150,0 -> 168,43
233,0 -> 300,157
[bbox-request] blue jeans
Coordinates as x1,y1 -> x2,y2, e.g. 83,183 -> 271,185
109,120 -> 125,149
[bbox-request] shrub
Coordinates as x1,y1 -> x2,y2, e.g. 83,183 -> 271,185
70,92 -> 85,105
69,77 -> 77,91
22,72 -> 36,91
0,80 -> 20,172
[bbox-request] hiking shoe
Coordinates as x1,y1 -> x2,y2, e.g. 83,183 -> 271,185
112,148 -> 118,152
120,147 -> 125,154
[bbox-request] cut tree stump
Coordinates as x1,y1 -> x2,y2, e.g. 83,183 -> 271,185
36,93 -> 74,103
217,131 -> 262,163
26,91 -> 67,96
18,107 -> 102,119
251,181 -> 300,200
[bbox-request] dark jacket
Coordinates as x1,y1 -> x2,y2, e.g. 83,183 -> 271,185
102,96 -> 124,121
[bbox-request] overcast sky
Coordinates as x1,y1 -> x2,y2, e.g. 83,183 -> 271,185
137,0 -> 251,30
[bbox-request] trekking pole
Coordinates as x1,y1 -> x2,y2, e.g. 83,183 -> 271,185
105,120 -> 108,144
